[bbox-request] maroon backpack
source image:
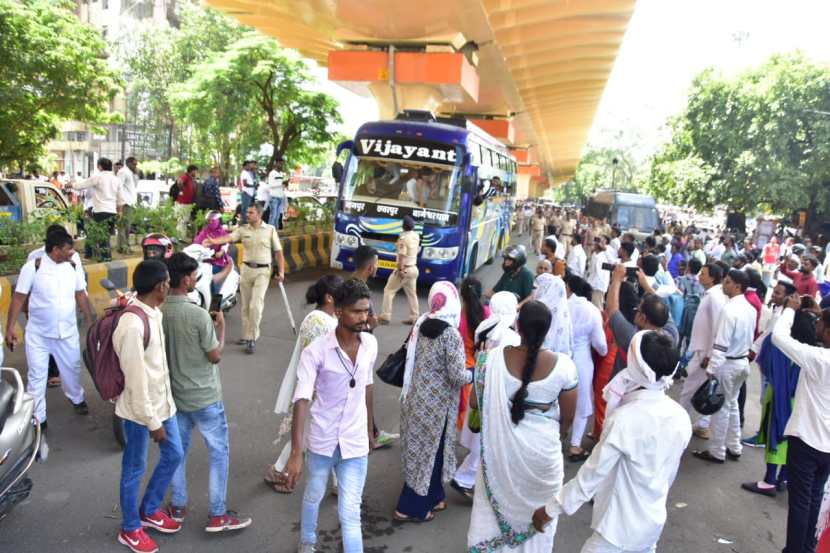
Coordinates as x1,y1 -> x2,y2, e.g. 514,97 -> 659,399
83,305 -> 150,401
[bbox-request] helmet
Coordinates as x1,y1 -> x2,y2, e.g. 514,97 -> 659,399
691,376 -> 725,415
141,233 -> 173,260
502,244 -> 527,268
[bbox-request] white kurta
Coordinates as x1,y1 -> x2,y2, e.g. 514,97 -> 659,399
546,390 -> 692,551
568,295 -> 608,447
567,244 -> 587,278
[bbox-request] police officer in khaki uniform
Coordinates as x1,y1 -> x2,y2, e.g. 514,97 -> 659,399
204,203 -> 284,354
378,215 -> 420,325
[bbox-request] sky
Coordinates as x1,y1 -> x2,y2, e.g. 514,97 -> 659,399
310,0 -> 830,159
587,0 -> 830,158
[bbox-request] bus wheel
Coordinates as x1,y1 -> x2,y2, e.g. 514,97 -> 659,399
467,244 -> 478,276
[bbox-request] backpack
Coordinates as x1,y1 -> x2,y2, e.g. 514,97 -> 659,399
82,305 -> 150,401
169,179 -> 181,202
679,292 -> 701,343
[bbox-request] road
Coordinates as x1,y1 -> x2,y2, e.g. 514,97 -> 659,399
0,235 -> 786,553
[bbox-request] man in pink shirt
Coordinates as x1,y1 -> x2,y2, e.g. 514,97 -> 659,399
285,279 -> 377,553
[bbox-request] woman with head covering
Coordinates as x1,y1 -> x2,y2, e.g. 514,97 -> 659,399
564,274 -> 608,462
457,277 -> 490,430
193,211 -> 231,294
395,281 -> 470,522
467,301 -> 578,552
536,331 -> 690,553
451,291 -> 521,500
264,274 -> 344,493
532,273 -> 573,356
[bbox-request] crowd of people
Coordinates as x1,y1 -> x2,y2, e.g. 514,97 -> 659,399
2,191 -> 830,553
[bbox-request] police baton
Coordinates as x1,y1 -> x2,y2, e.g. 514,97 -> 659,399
278,281 -> 297,335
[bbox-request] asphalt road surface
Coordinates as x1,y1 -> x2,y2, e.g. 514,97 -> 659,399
0,235 -> 787,553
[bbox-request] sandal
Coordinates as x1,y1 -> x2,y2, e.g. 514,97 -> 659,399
433,501 -> 447,512
568,450 -> 590,463
393,510 -> 434,523
47,377 -> 61,388
264,466 -> 294,494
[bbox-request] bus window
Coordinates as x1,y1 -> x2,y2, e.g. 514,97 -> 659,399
342,158 -> 461,225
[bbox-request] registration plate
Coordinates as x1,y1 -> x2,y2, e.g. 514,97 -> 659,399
377,259 -> 397,270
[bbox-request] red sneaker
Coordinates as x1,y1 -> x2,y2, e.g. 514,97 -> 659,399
117,528 -> 158,553
140,509 -> 182,534
205,510 -> 253,533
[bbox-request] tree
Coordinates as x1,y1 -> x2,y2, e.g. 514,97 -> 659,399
648,53 -> 830,231
172,32 -> 341,172
0,0 -> 120,171
554,147 -> 642,204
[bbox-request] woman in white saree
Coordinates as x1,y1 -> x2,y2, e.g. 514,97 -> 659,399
467,300 -> 578,552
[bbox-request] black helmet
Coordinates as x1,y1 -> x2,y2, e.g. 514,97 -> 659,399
502,244 -> 527,267
692,376 -> 725,415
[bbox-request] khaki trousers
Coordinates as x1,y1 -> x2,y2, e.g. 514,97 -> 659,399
591,289 -> 605,309
531,230 -> 544,254
117,204 -> 134,252
380,266 -> 419,321
240,265 -> 270,341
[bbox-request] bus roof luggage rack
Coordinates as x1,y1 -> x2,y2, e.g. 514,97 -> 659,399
395,110 -> 437,122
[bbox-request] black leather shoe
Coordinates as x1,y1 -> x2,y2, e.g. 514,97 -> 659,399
72,401 -> 89,416
726,449 -> 741,461
741,481 -> 776,497
245,341 -> 256,355
693,450 -> 725,464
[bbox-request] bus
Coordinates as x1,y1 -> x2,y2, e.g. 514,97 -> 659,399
583,190 -> 662,238
330,111 -> 516,284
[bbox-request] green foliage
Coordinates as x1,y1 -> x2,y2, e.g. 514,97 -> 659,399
553,148 -> 643,204
648,52 -> 830,229
120,5 -> 342,176
133,203 -> 186,240
171,32 -> 342,172
0,0 -> 121,171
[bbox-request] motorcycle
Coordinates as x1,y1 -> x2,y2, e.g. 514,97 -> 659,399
181,243 -> 240,313
0,367 -> 41,522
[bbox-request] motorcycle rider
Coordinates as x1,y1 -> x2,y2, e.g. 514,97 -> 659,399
486,244 -> 535,303
193,211 -> 232,295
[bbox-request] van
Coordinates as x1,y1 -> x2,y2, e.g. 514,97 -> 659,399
0,179 -> 74,224
583,190 -> 662,237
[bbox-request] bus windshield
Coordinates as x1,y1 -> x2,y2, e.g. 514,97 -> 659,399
613,205 -> 659,231
341,157 -> 461,225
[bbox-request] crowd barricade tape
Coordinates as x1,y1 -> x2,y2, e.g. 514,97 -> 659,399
1,232 -> 331,346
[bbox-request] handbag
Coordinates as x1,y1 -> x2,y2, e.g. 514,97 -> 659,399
376,339 -> 407,387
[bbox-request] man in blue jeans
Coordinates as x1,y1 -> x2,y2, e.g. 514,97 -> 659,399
285,279 -> 378,553
266,157 -> 286,228
161,253 -> 251,533
113,260 -> 182,553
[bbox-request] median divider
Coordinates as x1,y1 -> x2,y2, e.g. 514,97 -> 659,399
0,231 -> 333,343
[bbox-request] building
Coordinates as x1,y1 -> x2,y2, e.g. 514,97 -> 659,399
46,0 -> 176,178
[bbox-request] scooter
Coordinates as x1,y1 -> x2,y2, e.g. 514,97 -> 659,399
0,367 -> 41,522
181,243 -> 240,313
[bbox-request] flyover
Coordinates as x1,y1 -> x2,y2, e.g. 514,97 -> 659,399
204,0 -> 636,194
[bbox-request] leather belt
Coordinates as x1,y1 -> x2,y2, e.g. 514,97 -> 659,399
726,355 -> 748,360
244,262 -> 270,269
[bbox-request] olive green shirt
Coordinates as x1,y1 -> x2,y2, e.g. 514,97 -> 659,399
229,222 -> 282,265
161,295 -> 221,412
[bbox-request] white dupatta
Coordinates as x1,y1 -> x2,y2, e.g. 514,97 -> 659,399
476,345 -> 563,544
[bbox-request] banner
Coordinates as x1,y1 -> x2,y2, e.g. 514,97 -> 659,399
342,200 -> 458,226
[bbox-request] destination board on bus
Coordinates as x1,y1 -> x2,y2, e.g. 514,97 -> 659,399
356,137 -> 458,165
343,200 -> 458,226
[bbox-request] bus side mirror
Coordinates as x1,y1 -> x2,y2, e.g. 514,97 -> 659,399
331,161 -> 344,183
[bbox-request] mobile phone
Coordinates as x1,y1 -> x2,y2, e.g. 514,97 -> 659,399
209,294 -> 222,319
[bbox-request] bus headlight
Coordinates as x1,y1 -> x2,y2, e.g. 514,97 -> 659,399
422,246 -> 459,260
335,232 -> 359,249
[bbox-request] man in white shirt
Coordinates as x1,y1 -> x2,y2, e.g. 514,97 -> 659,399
567,233 -> 587,278
533,331 -> 691,553
265,157 -> 287,228
587,236 -> 613,308
609,227 -> 622,256
4,228 -> 94,435
678,263 -> 727,438
72,157 -> 120,261
772,296 -> 830,553
117,157 -> 139,254
239,159 -> 259,224
693,269 -> 757,463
